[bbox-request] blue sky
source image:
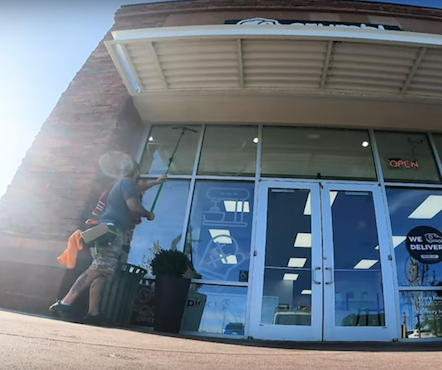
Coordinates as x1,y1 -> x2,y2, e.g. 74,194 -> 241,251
0,0 -> 441,198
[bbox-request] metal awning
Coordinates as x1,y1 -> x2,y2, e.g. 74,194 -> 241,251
105,25 -> 442,101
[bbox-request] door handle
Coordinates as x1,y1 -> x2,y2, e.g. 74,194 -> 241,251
313,267 -> 321,284
325,267 -> 334,285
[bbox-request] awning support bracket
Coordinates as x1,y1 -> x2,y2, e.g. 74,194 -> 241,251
320,40 -> 335,89
148,42 -> 169,90
237,39 -> 245,88
401,47 -> 427,94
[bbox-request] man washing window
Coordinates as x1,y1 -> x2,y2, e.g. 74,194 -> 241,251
49,159 -> 164,325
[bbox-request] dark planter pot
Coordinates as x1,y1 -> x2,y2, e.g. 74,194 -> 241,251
154,274 -> 191,333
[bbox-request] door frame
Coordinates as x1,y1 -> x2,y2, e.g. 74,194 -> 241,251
248,180 -> 323,341
247,179 -> 398,342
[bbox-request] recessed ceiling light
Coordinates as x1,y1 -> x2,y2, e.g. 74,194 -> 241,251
283,273 -> 299,281
375,236 -> 406,250
209,229 -> 232,244
224,201 -> 250,213
354,259 -> 378,269
301,290 -> 312,295
220,254 -> 238,265
288,258 -> 307,268
362,141 -> 369,148
253,137 -> 259,144
303,191 -> 338,216
408,195 -> 442,219
149,136 -> 154,141
294,233 -> 312,248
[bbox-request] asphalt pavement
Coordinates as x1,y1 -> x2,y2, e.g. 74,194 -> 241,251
1,310 -> 441,370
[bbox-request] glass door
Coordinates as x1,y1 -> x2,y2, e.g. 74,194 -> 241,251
248,182 -> 323,341
248,181 -> 397,342
321,183 -> 396,341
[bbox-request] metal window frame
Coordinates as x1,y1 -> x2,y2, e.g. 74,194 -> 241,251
133,122 -> 442,341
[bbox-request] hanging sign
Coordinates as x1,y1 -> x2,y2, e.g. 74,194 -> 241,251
225,18 -> 401,31
405,226 -> 442,264
388,159 -> 419,169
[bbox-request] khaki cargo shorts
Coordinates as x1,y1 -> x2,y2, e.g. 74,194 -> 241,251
89,231 -> 124,277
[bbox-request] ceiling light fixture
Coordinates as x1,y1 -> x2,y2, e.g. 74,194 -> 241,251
288,258 -> 307,268
294,233 -> 312,248
354,259 -> 378,269
362,141 -> 369,148
408,195 -> 442,219
253,137 -> 259,144
283,273 -> 299,281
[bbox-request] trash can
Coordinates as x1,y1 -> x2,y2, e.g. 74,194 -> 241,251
100,263 -> 147,327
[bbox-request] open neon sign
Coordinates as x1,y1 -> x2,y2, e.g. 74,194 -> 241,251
389,159 -> 419,169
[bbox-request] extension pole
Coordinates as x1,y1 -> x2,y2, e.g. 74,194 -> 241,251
149,129 -> 186,213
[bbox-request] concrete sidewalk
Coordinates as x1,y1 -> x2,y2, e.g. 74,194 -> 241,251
1,310 -> 441,370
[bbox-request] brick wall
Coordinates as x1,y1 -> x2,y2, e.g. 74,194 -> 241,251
0,31 -> 146,313
113,0 -> 442,34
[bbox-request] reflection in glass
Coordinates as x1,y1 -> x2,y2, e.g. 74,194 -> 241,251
198,125 -> 257,176
140,125 -> 201,175
261,188 -> 312,326
185,182 -> 254,282
181,284 -> 247,335
375,131 -> 440,183
335,271 -> 385,327
400,290 -> 442,339
386,188 -> 442,287
330,191 -> 385,326
261,127 -> 376,180
262,269 -> 312,326
128,181 -> 190,273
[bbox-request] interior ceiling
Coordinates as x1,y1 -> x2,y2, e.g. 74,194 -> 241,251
106,26 -> 442,131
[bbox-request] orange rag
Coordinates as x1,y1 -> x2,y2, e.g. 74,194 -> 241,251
57,230 -> 83,269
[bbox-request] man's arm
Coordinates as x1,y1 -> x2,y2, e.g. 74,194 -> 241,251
126,197 -> 155,221
138,175 -> 166,193
121,178 -> 155,221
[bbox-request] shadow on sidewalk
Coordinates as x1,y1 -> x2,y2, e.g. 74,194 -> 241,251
125,325 -> 442,353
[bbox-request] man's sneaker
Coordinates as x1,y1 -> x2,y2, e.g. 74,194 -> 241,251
81,313 -> 110,327
49,300 -> 72,320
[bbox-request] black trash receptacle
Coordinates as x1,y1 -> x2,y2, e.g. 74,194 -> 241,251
100,263 -> 147,327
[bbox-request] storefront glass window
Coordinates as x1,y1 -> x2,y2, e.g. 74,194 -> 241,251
400,291 -> 442,339
386,188 -> 442,287
185,181 -> 254,283
375,131 -> 440,183
261,127 -> 376,180
181,285 -> 247,335
128,180 -> 190,274
198,125 -> 257,177
140,125 -> 201,175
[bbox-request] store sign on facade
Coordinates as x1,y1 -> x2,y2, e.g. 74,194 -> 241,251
406,226 -> 442,264
388,159 -> 419,169
225,18 -> 401,31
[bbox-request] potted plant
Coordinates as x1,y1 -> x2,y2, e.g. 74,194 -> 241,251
150,248 -> 197,333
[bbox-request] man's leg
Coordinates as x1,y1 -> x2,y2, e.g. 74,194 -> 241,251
49,267 -> 102,319
62,268 -> 102,305
82,232 -> 123,325
88,276 -> 106,316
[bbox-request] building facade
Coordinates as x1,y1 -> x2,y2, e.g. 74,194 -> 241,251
2,0 -> 442,342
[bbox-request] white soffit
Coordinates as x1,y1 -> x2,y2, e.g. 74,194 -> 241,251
104,25 -> 442,101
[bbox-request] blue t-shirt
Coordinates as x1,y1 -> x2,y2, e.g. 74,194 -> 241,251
99,177 -> 140,231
